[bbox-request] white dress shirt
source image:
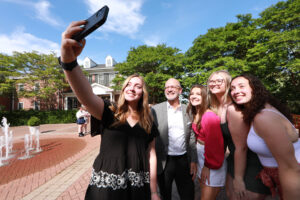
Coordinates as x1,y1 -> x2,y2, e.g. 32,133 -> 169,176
167,102 -> 186,155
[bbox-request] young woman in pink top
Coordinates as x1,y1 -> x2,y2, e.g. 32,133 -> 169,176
187,84 -> 227,200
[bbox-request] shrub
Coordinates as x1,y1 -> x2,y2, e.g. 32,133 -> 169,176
27,116 -> 41,126
0,109 -> 77,126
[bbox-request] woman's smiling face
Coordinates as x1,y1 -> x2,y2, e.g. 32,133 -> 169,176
230,77 -> 253,105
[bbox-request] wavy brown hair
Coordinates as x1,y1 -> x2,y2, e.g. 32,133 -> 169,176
231,74 -> 293,125
110,74 -> 153,133
187,84 -> 209,130
207,70 -> 232,114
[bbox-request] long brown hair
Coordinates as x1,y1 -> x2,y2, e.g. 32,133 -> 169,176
231,74 -> 293,125
110,74 -> 153,133
207,70 -> 232,114
187,84 -> 209,130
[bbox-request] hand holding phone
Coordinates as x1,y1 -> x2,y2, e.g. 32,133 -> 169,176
72,5 -> 109,41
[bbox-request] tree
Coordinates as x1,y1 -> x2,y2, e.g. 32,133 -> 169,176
0,53 -> 20,95
184,0 -> 299,113
246,0 -> 300,112
10,51 -> 68,110
114,44 -> 185,103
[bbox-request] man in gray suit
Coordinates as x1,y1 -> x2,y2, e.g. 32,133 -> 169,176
152,78 -> 197,200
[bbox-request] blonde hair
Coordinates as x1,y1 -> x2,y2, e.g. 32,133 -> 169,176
207,70 -> 232,113
110,74 -> 153,133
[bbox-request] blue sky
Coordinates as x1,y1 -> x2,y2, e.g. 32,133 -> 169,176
0,0 -> 283,65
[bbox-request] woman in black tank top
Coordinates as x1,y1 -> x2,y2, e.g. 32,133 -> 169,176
207,70 -> 270,200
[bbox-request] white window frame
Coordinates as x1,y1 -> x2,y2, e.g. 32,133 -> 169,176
18,102 -> 24,110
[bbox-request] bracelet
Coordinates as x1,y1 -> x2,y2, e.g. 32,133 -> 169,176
58,56 -> 78,71
151,191 -> 159,195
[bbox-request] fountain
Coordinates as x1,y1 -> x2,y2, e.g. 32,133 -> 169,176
0,117 -> 15,160
0,136 -> 8,167
33,128 -> 42,153
29,126 -> 35,150
29,126 -> 42,153
18,134 -> 34,160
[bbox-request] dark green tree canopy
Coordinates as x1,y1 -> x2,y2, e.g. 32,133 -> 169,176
114,44 -> 185,103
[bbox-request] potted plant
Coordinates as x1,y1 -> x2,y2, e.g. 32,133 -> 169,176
27,116 -> 41,127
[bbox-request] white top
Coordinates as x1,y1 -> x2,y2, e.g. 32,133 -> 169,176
247,109 -> 300,167
167,102 -> 186,155
76,110 -> 89,119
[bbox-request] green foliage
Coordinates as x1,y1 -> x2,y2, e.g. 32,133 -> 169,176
184,0 -> 299,113
2,51 -> 69,110
0,110 -> 77,126
114,44 -> 185,103
27,116 -> 40,126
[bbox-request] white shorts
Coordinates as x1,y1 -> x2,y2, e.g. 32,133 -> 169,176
196,143 -> 227,187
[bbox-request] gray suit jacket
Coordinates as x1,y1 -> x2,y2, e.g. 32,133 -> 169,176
151,101 -> 197,175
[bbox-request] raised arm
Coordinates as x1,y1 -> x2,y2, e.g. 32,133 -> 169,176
254,112 -> 300,200
227,105 -> 248,198
60,21 -> 104,120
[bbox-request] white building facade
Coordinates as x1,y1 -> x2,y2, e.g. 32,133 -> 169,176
63,55 -> 119,110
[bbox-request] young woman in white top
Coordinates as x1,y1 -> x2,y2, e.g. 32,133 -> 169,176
230,74 -> 300,200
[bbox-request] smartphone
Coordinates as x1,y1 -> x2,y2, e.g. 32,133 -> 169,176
72,5 -> 109,41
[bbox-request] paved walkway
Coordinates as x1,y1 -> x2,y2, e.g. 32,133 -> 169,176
0,123 -> 231,200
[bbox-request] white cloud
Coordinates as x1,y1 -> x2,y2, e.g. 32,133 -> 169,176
84,0 -> 145,37
144,35 -> 162,46
0,27 -> 60,55
33,1 -> 62,27
2,0 -> 62,27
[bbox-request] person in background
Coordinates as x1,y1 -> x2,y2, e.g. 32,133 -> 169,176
187,84 -> 227,200
230,74 -> 300,200
82,106 -> 90,134
60,20 -> 160,200
151,78 -> 197,200
207,70 -> 271,200
76,106 -> 89,137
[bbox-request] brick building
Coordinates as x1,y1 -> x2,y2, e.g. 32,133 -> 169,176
0,55 -> 119,111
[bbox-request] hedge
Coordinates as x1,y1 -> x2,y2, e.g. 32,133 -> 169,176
0,109 -> 77,126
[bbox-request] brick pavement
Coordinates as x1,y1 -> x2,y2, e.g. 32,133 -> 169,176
0,123 -> 100,200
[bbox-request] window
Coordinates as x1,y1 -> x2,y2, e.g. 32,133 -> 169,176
34,101 -> 40,110
88,75 -> 92,83
34,83 -> 40,91
94,74 -> 99,83
99,74 -> 104,85
18,84 -> 24,91
106,58 -> 112,67
104,73 -> 109,86
18,102 -> 24,110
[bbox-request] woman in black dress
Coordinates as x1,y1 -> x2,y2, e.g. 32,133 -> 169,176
60,20 -> 160,200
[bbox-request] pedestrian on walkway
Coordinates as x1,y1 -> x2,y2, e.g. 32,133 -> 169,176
59,20 -> 160,200
76,106 -> 90,137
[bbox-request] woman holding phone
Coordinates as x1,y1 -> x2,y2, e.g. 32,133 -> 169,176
59,21 -> 160,200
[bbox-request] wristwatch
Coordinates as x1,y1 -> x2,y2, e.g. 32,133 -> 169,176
58,56 -> 78,71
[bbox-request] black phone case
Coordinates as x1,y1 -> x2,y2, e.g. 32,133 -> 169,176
72,5 -> 109,41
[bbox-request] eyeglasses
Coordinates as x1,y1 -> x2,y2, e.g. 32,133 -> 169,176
208,79 -> 224,86
165,85 -> 181,90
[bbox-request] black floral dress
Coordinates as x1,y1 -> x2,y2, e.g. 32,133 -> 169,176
85,101 -> 158,200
